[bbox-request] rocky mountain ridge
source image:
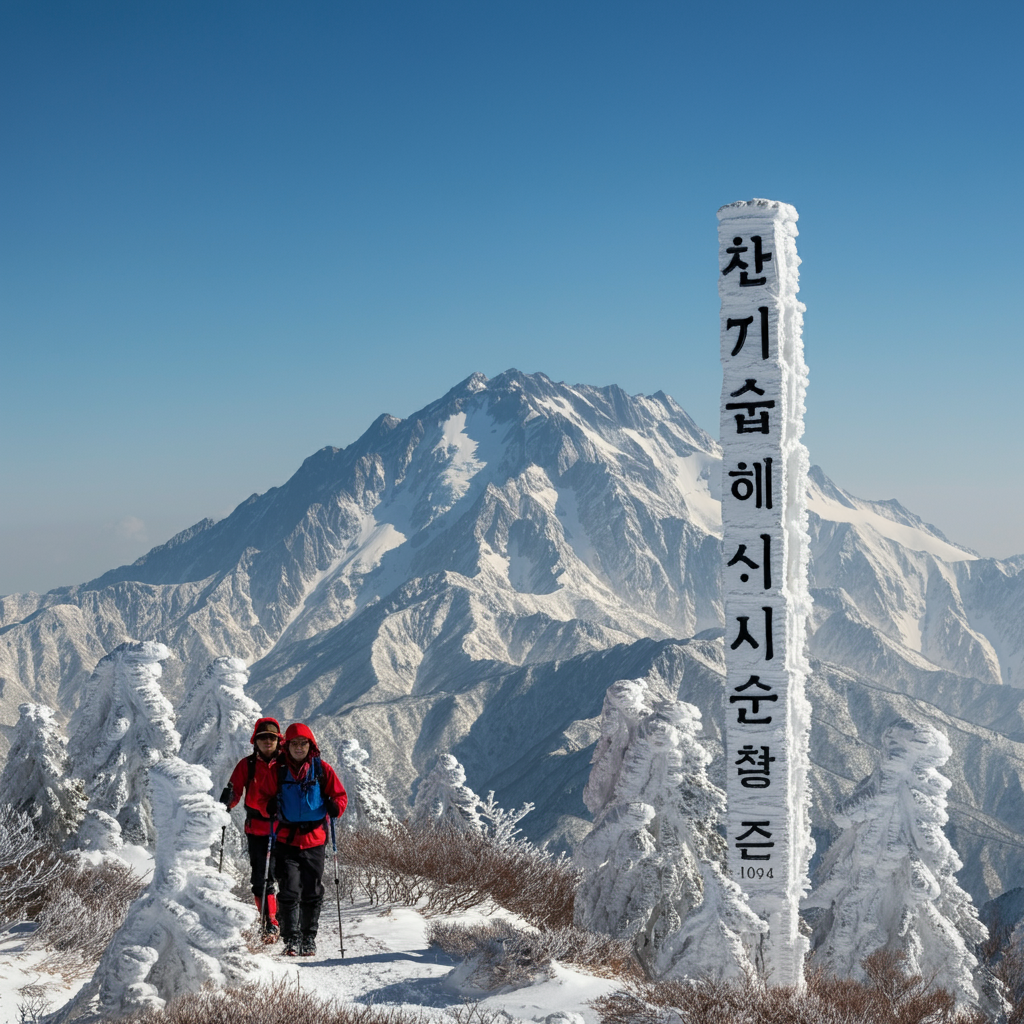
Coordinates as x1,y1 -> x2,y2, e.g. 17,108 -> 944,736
2,369 -> 1023,904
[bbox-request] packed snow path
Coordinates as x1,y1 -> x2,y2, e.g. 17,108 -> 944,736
253,898 -> 617,1023
0,897 -> 618,1024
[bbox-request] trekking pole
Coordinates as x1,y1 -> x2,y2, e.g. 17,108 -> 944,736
329,816 -> 345,957
218,825 -> 226,873
259,824 -> 276,939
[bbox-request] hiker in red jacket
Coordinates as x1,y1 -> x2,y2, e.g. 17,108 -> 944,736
221,716 -> 283,942
274,722 -> 347,957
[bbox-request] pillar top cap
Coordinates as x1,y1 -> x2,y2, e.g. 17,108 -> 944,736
718,198 -> 799,223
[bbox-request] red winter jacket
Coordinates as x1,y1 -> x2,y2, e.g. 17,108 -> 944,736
226,751 -> 281,837
276,723 -> 348,849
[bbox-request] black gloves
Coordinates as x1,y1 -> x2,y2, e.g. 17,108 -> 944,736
265,795 -> 278,818
326,799 -> 341,818
219,785 -> 233,808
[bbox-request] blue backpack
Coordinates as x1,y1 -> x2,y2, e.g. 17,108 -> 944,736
277,756 -> 327,836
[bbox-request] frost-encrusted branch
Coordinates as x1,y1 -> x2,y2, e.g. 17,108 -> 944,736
478,791 -> 535,849
0,806 -> 66,929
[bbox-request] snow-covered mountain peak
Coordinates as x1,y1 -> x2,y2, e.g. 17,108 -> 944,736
4,369 -> 1024,908
806,466 -> 976,563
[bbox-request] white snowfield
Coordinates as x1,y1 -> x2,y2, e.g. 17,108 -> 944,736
1,370 -> 1024,908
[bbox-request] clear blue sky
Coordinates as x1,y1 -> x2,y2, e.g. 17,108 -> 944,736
2,0 -> 1021,595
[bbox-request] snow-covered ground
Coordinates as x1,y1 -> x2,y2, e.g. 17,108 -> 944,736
0,896 -> 618,1024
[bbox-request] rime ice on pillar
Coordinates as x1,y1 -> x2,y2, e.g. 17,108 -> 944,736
718,199 -> 813,986
178,657 -> 261,866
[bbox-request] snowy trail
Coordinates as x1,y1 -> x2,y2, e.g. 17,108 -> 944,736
0,898 -> 617,1024
257,898 -> 617,1023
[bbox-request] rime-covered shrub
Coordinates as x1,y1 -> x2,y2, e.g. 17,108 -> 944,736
805,718 -> 993,1012
410,753 -> 484,834
427,918 -> 640,991
339,820 -> 579,929
337,738 -> 398,832
113,982 -> 423,1024
0,805 -> 66,926
68,641 -> 180,848
575,678 -> 764,980
592,949 -> 988,1024
0,703 -> 84,843
26,858 -> 145,981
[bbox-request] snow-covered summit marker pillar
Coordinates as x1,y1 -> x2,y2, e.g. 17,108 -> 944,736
718,199 -> 813,987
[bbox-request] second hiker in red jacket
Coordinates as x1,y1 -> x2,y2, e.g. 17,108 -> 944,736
221,716 -> 283,942
275,722 -> 347,957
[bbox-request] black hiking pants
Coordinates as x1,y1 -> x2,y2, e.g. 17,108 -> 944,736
246,833 -> 278,898
275,841 -> 326,942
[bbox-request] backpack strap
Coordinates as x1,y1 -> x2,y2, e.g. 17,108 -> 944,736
275,757 -> 296,842
243,753 -> 272,823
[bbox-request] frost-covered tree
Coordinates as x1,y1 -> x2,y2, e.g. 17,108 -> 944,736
805,718 -> 989,1009
88,757 -> 255,1017
178,657 -> 260,786
575,678 -> 764,980
178,657 -> 261,868
478,790 -> 536,849
337,739 -> 398,832
410,754 -> 483,833
68,640 -> 180,848
0,703 -> 85,842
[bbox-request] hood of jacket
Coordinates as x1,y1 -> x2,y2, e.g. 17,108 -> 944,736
283,722 -> 320,758
249,716 -> 282,744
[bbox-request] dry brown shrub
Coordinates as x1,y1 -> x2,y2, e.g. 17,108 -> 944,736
427,917 -> 641,990
0,808 -> 68,926
114,981 -> 425,1024
427,918 -> 556,990
591,949 -> 987,1024
338,822 -> 579,930
25,857 -> 145,981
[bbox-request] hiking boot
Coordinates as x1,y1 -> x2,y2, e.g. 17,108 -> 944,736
299,937 -> 316,957
262,924 -> 280,945
282,939 -> 299,956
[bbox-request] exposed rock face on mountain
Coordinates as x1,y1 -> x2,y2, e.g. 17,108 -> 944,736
2,369 -> 1023,904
